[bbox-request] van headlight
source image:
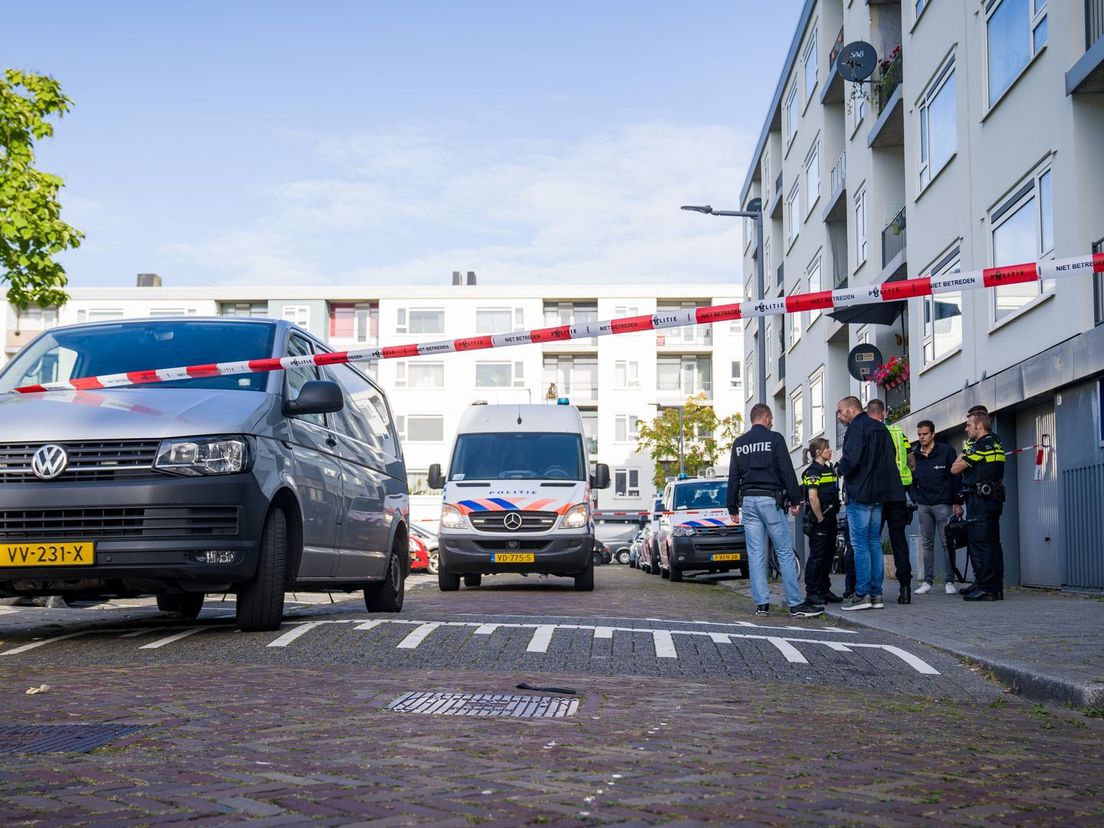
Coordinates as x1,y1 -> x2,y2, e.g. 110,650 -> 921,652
155,436 -> 252,476
560,503 -> 590,529
673,525 -> 696,537
440,504 -> 467,530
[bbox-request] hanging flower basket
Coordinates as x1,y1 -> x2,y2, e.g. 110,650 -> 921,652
870,356 -> 909,389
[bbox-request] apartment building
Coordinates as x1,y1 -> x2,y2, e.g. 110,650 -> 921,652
739,0 -> 1104,590
1,280 -> 744,512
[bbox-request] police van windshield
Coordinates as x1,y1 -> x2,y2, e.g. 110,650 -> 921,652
449,432 -> 586,481
673,481 -> 729,510
0,321 -> 277,393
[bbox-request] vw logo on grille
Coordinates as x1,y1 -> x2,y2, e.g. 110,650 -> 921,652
502,512 -> 524,531
31,444 -> 69,480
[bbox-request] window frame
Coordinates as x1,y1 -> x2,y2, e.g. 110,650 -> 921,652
854,187 -> 868,268
789,385 -> 805,448
786,180 -> 801,246
984,0 -> 1048,112
396,307 -> 445,335
806,254 -> 823,326
394,360 -> 446,389
918,55 -> 957,191
804,140 -> 821,216
475,307 -> 515,335
784,83 -> 799,149
922,245 -> 964,367
989,161 -> 1055,325
474,360 -> 525,388
614,414 -> 640,444
802,26 -> 819,105
614,359 -> 641,389
397,414 -> 445,443
786,284 -> 803,351
614,467 -> 641,499
730,359 -> 743,390
808,369 -> 825,438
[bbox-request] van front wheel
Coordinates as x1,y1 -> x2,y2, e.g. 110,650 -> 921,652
574,559 -> 594,591
236,509 -> 287,632
438,569 -> 461,591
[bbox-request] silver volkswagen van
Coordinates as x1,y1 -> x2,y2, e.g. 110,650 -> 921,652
0,317 -> 409,631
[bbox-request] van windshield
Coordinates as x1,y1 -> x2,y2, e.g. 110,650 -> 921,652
673,481 -> 729,510
0,321 -> 277,393
449,432 -> 586,481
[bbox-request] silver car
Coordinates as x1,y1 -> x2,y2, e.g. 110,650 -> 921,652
0,317 -> 410,631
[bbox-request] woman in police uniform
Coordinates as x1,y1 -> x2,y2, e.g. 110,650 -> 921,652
802,437 -> 843,604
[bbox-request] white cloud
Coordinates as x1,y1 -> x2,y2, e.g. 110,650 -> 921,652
163,121 -> 756,286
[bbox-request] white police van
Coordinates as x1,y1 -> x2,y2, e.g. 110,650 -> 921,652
428,401 -> 610,591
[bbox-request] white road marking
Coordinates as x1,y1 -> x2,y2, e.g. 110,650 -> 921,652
139,627 -> 205,650
652,630 -> 677,659
354,619 -> 387,632
397,622 -> 443,649
707,632 -> 731,644
526,625 -> 556,653
267,621 -> 344,648
853,643 -> 940,675
1,631 -> 92,655
474,624 -> 500,635
824,642 -> 853,652
593,626 -> 614,639
765,636 -> 809,664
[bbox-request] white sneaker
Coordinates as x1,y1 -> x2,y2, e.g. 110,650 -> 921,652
914,582 -> 932,595
945,582 -> 958,594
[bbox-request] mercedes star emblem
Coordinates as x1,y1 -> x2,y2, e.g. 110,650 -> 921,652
503,512 -> 524,531
31,444 -> 69,480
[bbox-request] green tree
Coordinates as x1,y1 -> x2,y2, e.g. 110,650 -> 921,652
1,68 -> 83,309
635,393 -> 744,490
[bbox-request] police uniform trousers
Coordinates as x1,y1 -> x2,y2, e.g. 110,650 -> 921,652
804,515 -> 837,600
966,497 -> 1004,593
882,500 -> 912,585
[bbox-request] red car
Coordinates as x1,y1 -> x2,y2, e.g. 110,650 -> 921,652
409,535 -> 431,573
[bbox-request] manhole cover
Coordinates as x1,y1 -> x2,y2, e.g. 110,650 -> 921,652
0,723 -> 145,754
387,692 -> 578,719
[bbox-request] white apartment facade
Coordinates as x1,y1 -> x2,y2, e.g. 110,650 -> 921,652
739,0 -> 1104,590
1,281 -> 745,513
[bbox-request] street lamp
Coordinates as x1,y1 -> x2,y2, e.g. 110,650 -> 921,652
681,203 -> 767,405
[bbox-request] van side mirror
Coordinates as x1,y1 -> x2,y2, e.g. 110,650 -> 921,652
428,464 -> 445,490
591,462 -> 610,490
284,380 -> 344,417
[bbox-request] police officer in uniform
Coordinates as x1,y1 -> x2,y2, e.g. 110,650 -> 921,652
801,436 -> 842,605
952,410 -> 1006,601
727,403 -> 823,619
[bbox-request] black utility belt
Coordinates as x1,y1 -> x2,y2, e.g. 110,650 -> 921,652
967,481 -> 1005,501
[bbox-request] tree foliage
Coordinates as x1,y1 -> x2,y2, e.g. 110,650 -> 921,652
1,68 -> 83,309
635,393 -> 745,490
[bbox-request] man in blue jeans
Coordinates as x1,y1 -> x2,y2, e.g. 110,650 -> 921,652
726,403 -> 823,619
834,396 -> 905,611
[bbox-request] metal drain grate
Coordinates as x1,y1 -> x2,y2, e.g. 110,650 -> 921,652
387,692 -> 578,718
0,723 -> 145,754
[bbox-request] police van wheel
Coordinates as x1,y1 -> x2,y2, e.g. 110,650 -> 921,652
438,569 -> 461,591
157,592 -> 204,620
463,573 -> 482,587
574,559 -> 594,591
670,565 -> 683,583
236,508 -> 287,632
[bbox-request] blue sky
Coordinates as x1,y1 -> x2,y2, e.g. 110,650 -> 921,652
6,1 -> 802,288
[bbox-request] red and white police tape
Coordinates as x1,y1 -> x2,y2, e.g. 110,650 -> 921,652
3,252 -> 1103,399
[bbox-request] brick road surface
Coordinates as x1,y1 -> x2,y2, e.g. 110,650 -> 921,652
1,567 -> 1102,825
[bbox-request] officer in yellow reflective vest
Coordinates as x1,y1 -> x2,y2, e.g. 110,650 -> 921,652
867,399 -> 915,604
952,410 -> 1006,601
801,436 -> 843,605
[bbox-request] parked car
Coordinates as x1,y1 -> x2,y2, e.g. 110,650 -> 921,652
639,498 -> 663,574
409,524 -> 439,574
628,529 -> 645,567
0,317 -> 411,631
656,477 -> 747,582
592,540 -> 613,566
409,535 -> 431,572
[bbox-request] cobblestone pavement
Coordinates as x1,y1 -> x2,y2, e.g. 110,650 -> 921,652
2,567 -> 1102,825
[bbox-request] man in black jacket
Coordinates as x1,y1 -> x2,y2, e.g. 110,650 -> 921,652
835,396 -> 905,611
727,403 -> 823,619
912,419 -> 960,595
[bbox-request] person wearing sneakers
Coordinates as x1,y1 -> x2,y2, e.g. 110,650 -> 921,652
911,420 -> 960,595
834,396 -> 904,611
727,403 -> 823,619
801,437 -> 843,606
952,410 -> 1007,601
866,399 -> 916,605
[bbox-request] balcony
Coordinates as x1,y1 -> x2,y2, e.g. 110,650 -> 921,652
656,327 -> 713,348
881,207 -> 907,275
821,25 -> 846,104
656,379 -> 713,402
822,151 -> 847,223
868,50 -> 904,149
1066,1 -> 1104,93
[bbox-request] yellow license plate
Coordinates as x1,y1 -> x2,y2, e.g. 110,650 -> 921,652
492,553 -> 535,563
711,552 -> 742,562
0,542 -> 95,567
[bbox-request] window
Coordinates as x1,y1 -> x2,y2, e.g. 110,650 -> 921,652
761,149 -> 770,191
807,257 -> 823,324
396,414 -> 444,443
789,386 -> 804,447
543,356 -> 598,402
765,322 -> 774,378
16,306 -> 59,328
919,58 -> 956,189
916,0 -> 928,18
614,360 -> 640,389
329,363 -> 400,457
286,334 -> 324,427
220,302 -> 268,317
614,304 -> 640,319
851,82 -> 867,131
809,370 -> 825,437
786,181 -> 801,245
329,303 -> 377,342
614,415 -> 640,443
396,308 -> 444,334
923,247 -> 964,364
475,361 -> 524,388
991,164 -> 1054,321
746,358 -> 755,401
805,142 -> 820,214
282,305 -> 310,328
786,285 -> 803,349
854,188 -> 868,266
763,237 -> 771,278
149,308 -> 197,317
614,468 -> 641,498
784,83 -> 798,146
395,360 -> 445,388
476,308 -> 514,334
803,28 -> 818,102
730,360 -> 743,390
657,356 -> 712,396
76,308 -> 124,323
986,0 -> 1047,108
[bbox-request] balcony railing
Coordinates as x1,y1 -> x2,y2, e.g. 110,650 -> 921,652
875,50 -> 903,115
1089,0 -> 1104,49
829,25 -> 845,70
556,383 -> 598,403
829,151 -> 846,204
881,207 -> 907,269
657,326 -> 712,347
657,379 -> 713,398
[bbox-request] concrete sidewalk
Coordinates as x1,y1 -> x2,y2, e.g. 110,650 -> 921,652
720,574 -> 1104,709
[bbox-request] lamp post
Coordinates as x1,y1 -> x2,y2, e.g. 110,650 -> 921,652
681,203 -> 767,405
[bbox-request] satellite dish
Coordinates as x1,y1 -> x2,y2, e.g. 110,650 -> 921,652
746,197 -> 762,213
836,41 -> 878,83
